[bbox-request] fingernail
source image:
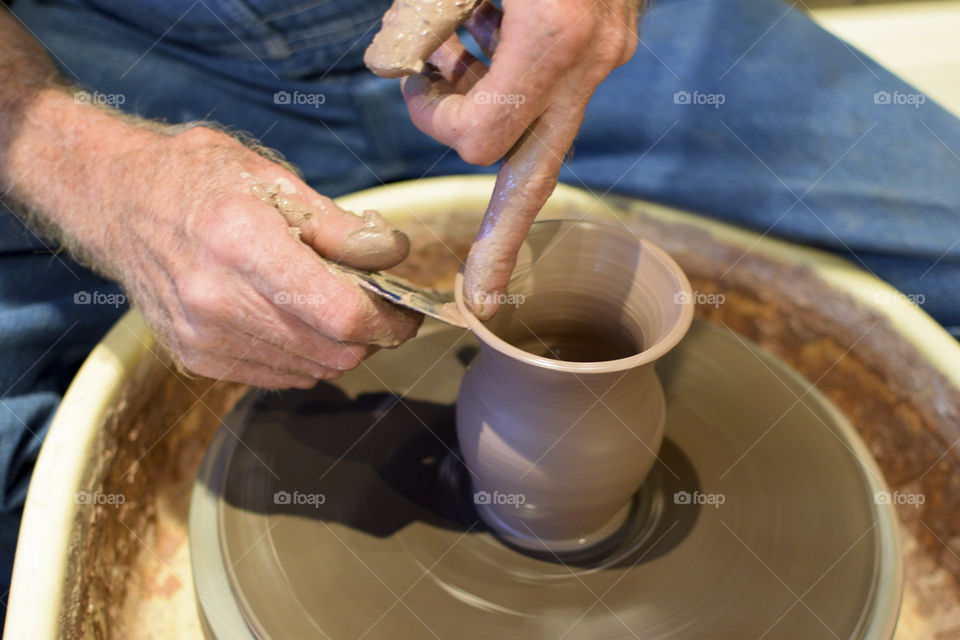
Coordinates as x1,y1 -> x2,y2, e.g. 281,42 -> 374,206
401,73 -> 429,98
469,290 -> 500,321
338,210 -> 410,270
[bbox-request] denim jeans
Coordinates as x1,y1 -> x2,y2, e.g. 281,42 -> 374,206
3,0 -> 960,615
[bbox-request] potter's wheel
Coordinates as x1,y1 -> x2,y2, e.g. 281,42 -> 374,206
190,319 -> 901,639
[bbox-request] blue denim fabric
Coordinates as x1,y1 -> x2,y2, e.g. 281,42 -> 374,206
2,0 -> 960,615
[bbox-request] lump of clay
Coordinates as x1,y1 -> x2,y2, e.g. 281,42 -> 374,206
364,0 -> 482,78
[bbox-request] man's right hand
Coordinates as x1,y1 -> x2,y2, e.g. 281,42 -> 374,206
99,126 -> 421,388
1,9 -> 419,389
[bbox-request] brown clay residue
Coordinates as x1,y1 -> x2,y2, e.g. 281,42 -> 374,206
364,0 -> 483,78
337,209 -> 411,270
61,348 -> 244,639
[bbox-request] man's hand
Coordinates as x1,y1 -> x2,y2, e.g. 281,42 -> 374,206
390,0 -> 641,318
102,127 -> 420,388
0,6 -> 420,390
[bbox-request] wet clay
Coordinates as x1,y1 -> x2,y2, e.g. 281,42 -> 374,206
364,0 -> 483,78
454,221 -> 694,551
338,209 -> 412,270
249,179 -> 409,270
462,128 -> 557,320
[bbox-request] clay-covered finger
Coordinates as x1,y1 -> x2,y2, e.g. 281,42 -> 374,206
365,0 -> 482,78
250,178 -> 410,272
464,106 -> 586,320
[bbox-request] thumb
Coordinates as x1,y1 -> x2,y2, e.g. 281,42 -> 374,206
252,181 -> 410,271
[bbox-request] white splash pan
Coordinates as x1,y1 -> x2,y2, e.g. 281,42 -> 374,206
4,175 -> 955,638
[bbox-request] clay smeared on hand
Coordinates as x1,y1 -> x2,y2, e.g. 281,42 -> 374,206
364,0 -> 482,78
462,128 -> 559,321
339,210 -> 412,270
250,179 -> 410,271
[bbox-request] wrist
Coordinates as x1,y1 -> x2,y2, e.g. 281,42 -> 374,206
1,88 -> 167,267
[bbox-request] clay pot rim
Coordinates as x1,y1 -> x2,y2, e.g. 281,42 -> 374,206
455,220 -> 695,373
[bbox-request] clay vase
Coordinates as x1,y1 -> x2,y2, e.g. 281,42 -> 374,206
454,220 -> 694,552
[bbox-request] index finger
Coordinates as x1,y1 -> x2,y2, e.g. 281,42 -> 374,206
463,96 -> 587,319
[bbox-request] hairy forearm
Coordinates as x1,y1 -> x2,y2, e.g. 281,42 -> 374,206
0,8 -> 165,271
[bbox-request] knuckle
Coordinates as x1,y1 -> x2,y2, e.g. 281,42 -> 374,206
622,29 -> 639,64
521,170 -> 559,204
455,125 -> 509,166
548,19 -> 594,66
184,328 -> 220,353
394,313 -> 423,343
202,207 -> 258,264
334,344 -> 368,371
322,303 -> 370,343
456,138 -> 502,166
177,276 -> 225,320
178,349 -> 218,378
287,376 -> 318,390
594,34 -> 629,70
173,125 -> 229,149
172,314 -> 220,352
